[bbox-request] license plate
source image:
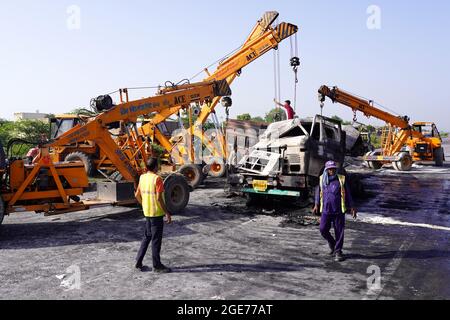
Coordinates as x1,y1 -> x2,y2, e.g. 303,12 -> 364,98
253,180 -> 268,192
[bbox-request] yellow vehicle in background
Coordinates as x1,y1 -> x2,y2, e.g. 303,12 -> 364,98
408,122 -> 445,166
318,86 -> 445,171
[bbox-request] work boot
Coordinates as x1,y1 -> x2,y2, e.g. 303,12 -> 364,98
135,264 -> 151,272
334,251 -> 345,262
153,264 -> 172,273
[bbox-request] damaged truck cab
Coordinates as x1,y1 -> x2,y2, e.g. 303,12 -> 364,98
228,115 -> 346,204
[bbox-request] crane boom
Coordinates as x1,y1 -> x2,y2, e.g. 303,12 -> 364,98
318,86 -> 410,129
48,80 -> 231,183
317,85 -> 446,171
140,12 -> 298,160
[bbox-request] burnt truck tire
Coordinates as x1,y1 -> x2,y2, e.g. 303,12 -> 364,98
178,164 -> 204,188
245,193 -> 260,207
65,152 -> 95,177
164,174 -> 190,214
209,161 -> 226,178
434,147 -> 444,167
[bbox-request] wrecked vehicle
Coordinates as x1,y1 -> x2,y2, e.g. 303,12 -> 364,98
342,124 -> 374,157
228,115 -> 347,205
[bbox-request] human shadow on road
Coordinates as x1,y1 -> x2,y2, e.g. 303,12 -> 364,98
0,205 -> 244,250
170,262 -> 318,273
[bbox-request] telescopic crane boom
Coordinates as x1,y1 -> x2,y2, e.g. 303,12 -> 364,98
318,85 -> 444,171
49,80 -> 232,183
0,80 -> 231,219
139,11 -> 298,170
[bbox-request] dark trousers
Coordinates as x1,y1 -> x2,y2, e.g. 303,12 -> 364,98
136,216 -> 164,268
320,213 -> 345,253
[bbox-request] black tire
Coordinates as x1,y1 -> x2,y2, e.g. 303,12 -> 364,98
164,174 -> 190,214
434,147 -> 444,167
395,154 -> 413,171
65,152 -> 95,177
0,195 -> 5,227
245,193 -> 260,207
209,161 -> 226,178
368,161 -> 383,170
178,164 -> 204,188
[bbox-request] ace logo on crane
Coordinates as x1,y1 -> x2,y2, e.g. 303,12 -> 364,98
246,51 -> 257,62
175,95 -> 186,105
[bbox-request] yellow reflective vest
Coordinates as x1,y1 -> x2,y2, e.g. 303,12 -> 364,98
319,174 -> 347,214
140,172 -> 165,218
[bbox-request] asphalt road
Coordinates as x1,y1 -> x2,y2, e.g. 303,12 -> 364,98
0,161 -> 449,300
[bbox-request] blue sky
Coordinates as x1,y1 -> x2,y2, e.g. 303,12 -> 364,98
1,0 -> 449,131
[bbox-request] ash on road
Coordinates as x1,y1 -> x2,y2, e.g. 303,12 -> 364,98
1,158 -> 449,299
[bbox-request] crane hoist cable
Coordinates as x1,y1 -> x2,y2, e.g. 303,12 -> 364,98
289,33 -> 300,113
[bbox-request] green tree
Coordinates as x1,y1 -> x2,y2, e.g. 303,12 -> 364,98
251,116 -> 265,123
331,115 -> 352,125
237,113 -> 252,121
265,108 -> 286,123
0,119 -> 50,156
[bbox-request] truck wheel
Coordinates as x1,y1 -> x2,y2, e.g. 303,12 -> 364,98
0,196 -> 5,227
395,154 -> 413,171
434,147 -> 444,167
245,193 -> 260,207
368,161 -> 383,170
178,164 -> 204,188
209,161 -> 226,178
164,174 -> 190,214
65,152 -> 95,177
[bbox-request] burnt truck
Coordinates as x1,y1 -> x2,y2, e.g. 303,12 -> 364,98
228,115 -> 347,205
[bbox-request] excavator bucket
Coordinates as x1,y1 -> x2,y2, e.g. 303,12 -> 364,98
213,80 -> 232,97
259,11 -> 279,32
273,22 -> 299,42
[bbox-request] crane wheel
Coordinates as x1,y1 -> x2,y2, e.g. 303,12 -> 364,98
65,152 -> 95,177
0,196 -> 5,227
163,174 -> 190,214
392,161 -> 400,171
368,161 -> 383,170
209,162 -> 226,178
178,164 -> 204,188
395,154 -> 413,171
434,147 -> 444,167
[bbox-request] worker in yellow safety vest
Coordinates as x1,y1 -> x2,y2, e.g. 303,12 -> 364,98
134,157 -> 172,273
313,161 -> 357,262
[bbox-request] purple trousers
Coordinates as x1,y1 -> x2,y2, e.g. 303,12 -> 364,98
320,213 -> 346,253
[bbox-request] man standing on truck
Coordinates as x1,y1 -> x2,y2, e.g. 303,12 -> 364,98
274,99 -> 296,120
135,157 -> 172,273
313,161 -> 357,262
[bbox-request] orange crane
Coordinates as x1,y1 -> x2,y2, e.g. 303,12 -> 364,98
139,11 -> 299,182
0,80 -> 231,225
318,85 -> 445,171
42,12 -> 298,188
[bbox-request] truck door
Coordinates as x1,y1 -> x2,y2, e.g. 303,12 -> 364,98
307,116 -> 345,178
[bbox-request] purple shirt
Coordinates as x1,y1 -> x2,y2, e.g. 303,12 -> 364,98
315,175 -> 354,215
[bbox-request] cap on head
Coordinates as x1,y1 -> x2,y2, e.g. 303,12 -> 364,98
325,160 -> 338,171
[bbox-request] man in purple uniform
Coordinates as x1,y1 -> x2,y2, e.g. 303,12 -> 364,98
313,161 -> 358,262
